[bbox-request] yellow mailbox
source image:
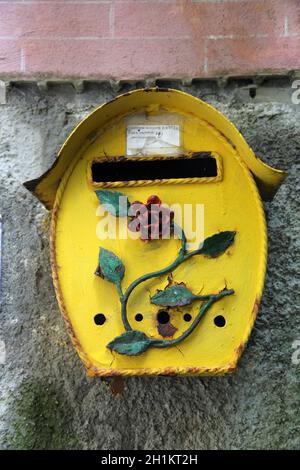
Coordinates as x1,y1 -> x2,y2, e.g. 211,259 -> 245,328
24,88 -> 286,377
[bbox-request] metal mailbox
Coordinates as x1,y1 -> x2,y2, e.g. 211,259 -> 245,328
24,88 -> 287,377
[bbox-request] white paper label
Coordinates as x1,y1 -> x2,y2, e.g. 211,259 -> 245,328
127,125 -> 180,156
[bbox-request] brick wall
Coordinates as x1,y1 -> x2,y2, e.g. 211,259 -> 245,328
0,0 -> 299,80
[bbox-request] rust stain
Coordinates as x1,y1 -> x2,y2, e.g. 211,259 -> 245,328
161,367 -> 177,376
165,275 -> 186,289
226,363 -> 236,374
92,156 -> 126,164
252,296 -> 261,319
87,361 -> 235,377
158,322 -> 178,338
166,274 -> 174,287
186,367 -> 201,375
190,151 -> 213,159
108,376 -> 125,396
235,341 -> 246,358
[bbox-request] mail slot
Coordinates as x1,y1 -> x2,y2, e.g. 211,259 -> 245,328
90,153 -> 219,183
89,153 -> 221,187
24,87 -> 287,377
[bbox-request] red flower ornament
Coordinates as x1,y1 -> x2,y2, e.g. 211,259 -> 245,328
128,195 -> 174,241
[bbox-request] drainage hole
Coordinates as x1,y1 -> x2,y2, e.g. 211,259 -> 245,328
214,315 -> 226,327
135,313 -> 143,322
157,310 -> 170,324
184,313 -> 192,322
94,313 -> 106,325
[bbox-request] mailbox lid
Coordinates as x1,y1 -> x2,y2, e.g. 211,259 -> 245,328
24,88 -> 286,208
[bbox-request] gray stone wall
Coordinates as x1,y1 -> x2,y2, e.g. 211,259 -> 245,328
0,79 -> 299,450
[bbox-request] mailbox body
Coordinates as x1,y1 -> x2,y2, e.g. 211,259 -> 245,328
24,88 -> 286,376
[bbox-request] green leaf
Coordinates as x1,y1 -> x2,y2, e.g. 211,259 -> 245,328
198,231 -> 236,258
150,284 -> 197,307
95,248 -> 125,285
107,330 -> 152,356
95,189 -> 130,217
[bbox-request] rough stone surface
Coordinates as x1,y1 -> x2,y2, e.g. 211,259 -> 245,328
0,80 -> 299,450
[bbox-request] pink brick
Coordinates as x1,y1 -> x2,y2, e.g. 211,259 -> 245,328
199,0 -> 284,38
207,36 -> 300,76
286,0 -> 300,35
0,0 -> 297,80
115,1 -> 285,39
0,3 -> 110,38
23,38 -> 204,79
115,4 -> 191,38
0,40 -> 20,74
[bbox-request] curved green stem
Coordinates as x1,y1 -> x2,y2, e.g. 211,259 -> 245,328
118,224 -> 234,340
150,288 -> 234,349
120,222 -> 187,331
116,282 -> 123,299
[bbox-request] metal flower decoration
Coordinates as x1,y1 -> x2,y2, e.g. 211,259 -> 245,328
128,195 -> 174,241
95,189 -> 236,356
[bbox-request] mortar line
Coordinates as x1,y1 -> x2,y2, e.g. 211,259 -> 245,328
109,1 -> 115,39
204,40 -> 208,74
0,35 -> 192,41
20,48 -> 26,73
